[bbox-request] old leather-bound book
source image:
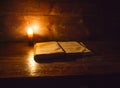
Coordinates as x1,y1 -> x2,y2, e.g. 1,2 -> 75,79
34,41 -> 92,60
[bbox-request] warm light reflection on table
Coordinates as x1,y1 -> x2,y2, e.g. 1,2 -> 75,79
27,49 -> 38,76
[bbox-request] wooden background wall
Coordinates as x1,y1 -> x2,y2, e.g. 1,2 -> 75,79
0,0 -> 119,42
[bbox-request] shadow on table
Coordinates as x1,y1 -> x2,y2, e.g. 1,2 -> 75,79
34,53 -> 93,63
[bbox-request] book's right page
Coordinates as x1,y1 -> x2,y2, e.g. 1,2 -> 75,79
58,41 -> 92,55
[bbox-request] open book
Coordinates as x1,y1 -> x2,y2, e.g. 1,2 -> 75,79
34,41 -> 92,60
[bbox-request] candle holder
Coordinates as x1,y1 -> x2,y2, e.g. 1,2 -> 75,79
27,27 -> 34,46
28,38 -> 34,46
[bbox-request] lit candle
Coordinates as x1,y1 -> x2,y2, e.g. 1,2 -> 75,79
27,27 -> 34,45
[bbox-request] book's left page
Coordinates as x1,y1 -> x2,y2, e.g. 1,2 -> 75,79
34,41 -> 65,60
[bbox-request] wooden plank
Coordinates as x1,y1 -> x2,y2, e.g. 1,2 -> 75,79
0,42 -> 120,78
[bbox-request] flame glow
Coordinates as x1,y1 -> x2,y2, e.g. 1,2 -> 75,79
27,50 -> 37,76
26,20 -> 48,38
32,24 -> 39,32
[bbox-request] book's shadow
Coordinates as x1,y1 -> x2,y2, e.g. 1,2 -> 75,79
34,56 -> 78,63
34,54 -> 93,63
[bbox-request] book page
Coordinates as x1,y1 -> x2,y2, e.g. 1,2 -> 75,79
34,41 -> 64,55
58,41 -> 91,54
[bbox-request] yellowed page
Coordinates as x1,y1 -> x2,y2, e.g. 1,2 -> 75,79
34,41 -> 64,55
58,41 -> 91,54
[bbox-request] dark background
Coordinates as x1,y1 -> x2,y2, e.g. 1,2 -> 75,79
0,0 -> 119,42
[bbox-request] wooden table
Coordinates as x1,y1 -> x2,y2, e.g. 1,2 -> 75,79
0,41 -> 120,87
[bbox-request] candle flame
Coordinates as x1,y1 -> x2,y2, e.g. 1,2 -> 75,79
27,27 -> 33,40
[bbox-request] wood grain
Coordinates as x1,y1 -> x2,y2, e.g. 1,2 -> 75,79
0,41 -> 120,78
